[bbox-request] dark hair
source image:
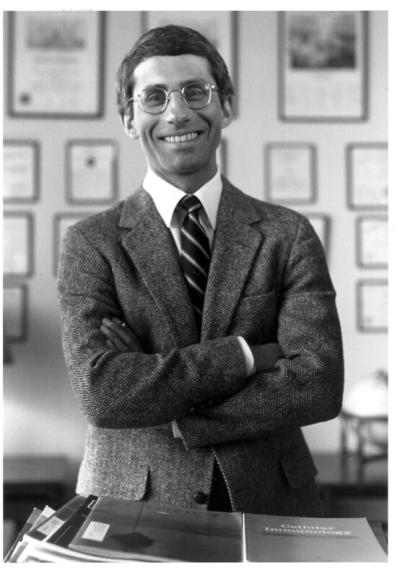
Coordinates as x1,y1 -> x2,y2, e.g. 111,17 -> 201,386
116,24 -> 234,116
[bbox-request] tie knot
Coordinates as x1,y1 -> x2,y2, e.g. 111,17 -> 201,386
178,194 -> 202,215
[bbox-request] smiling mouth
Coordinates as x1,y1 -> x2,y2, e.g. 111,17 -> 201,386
163,132 -> 200,144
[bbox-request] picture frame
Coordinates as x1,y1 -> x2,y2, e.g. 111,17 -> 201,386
356,215 -> 388,268
279,11 -> 368,121
265,143 -> 317,204
3,140 -> 40,203
141,11 -> 238,113
356,280 -> 387,333
8,11 -> 105,118
66,140 -> 118,205
3,212 -> 34,277
53,212 -> 92,275
3,284 -> 28,342
304,213 -> 330,255
347,143 -> 388,210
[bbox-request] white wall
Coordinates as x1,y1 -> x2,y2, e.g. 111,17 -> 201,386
3,11 -> 388,474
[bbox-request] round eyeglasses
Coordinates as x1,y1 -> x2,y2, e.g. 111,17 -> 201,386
128,81 -> 218,115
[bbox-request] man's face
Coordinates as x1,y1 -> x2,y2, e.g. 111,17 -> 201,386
123,54 -> 232,191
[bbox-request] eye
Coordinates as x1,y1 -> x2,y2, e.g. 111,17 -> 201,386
184,82 -> 209,101
142,88 -> 166,106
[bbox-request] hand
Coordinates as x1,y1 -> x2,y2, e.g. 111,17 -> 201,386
100,317 -> 136,353
249,343 -> 284,373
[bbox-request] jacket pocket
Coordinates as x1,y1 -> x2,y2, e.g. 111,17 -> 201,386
280,449 -> 318,488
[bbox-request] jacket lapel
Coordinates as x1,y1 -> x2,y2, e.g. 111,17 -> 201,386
119,188 -> 198,346
202,180 -> 263,340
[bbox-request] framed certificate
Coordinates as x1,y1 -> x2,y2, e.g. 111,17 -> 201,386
8,11 -> 105,118
304,213 -> 330,255
357,280 -> 387,333
141,11 -> 238,113
66,141 -> 118,205
265,143 -> 317,204
3,140 -> 40,203
3,284 -> 28,342
3,212 -> 34,277
53,212 -> 92,275
279,11 -> 368,121
347,144 -> 388,210
356,215 -> 388,268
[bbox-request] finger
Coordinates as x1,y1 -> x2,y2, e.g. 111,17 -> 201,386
107,317 -> 136,348
100,325 -> 129,352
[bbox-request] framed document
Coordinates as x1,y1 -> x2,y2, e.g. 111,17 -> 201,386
3,212 -> 34,277
8,11 -> 105,118
357,280 -> 387,333
3,140 -> 40,203
141,11 -> 237,111
3,284 -> 28,342
265,143 -> 316,204
347,144 -> 388,210
53,212 -> 92,275
304,213 -> 330,254
356,216 -> 388,268
66,141 -> 118,205
279,11 -> 368,121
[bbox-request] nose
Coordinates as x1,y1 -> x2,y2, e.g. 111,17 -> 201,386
164,90 -> 190,125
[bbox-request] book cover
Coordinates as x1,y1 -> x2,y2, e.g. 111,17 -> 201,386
244,513 -> 387,562
69,496 -> 243,562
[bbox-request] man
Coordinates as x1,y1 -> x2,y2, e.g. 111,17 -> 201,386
58,25 -> 344,516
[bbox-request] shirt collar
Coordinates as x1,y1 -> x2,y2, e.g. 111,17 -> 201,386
143,167 -> 222,230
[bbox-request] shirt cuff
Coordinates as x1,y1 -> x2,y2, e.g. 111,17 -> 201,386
237,336 -> 255,376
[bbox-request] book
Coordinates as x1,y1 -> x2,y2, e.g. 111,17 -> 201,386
244,513 -> 387,562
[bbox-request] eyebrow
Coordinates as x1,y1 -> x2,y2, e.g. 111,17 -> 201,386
139,78 -> 211,92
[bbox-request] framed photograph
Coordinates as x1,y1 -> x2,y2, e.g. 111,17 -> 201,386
304,213 -> 330,254
265,143 -> 317,204
3,212 -> 34,277
279,11 -> 368,121
357,280 -> 387,333
141,11 -> 237,112
356,215 -> 388,268
53,212 -> 92,275
3,140 -> 40,203
8,11 -> 105,118
3,284 -> 28,342
347,144 -> 388,210
66,141 -> 118,205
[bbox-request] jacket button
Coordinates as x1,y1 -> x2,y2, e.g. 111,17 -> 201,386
193,491 -> 208,505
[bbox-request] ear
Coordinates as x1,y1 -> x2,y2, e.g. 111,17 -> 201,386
220,99 -> 233,129
121,111 -> 139,140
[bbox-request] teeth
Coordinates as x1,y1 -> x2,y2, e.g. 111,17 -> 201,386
164,132 -> 199,143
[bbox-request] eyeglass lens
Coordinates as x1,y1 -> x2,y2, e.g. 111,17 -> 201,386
140,82 -> 212,113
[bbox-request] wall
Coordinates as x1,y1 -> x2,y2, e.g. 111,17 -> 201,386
3,11 -> 388,478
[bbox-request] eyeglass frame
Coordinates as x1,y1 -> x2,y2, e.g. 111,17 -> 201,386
128,82 -> 219,115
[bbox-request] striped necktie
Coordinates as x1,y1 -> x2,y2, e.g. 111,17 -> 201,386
178,195 -> 211,331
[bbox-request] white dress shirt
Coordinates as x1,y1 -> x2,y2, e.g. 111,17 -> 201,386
143,168 -> 254,375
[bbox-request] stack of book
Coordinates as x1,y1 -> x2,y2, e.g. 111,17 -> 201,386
4,494 -> 387,563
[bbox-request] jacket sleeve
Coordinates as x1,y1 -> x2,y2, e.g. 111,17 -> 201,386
57,225 -> 249,429
176,216 -> 344,449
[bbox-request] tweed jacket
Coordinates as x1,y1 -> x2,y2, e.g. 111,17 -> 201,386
57,177 -> 344,516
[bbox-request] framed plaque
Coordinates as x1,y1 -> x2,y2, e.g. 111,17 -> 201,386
357,280 -> 387,333
8,11 -> 105,118
347,144 -> 388,210
3,212 -> 34,277
279,11 -> 368,121
3,284 -> 28,342
265,143 -> 317,204
356,215 -> 388,268
66,141 -> 118,205
3,140 -> 40,203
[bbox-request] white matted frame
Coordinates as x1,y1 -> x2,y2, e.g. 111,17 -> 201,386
3,140 -> 40,203
347,143 -> 388,210
265,143 -> 317,204
356,280 -> 387,333
3,284 -> 28,342
8,11 -> 105,118
66,140 -> 118,205
3,212 -> 34,277
356,215 -> 388,269
279,11 -> 368,121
